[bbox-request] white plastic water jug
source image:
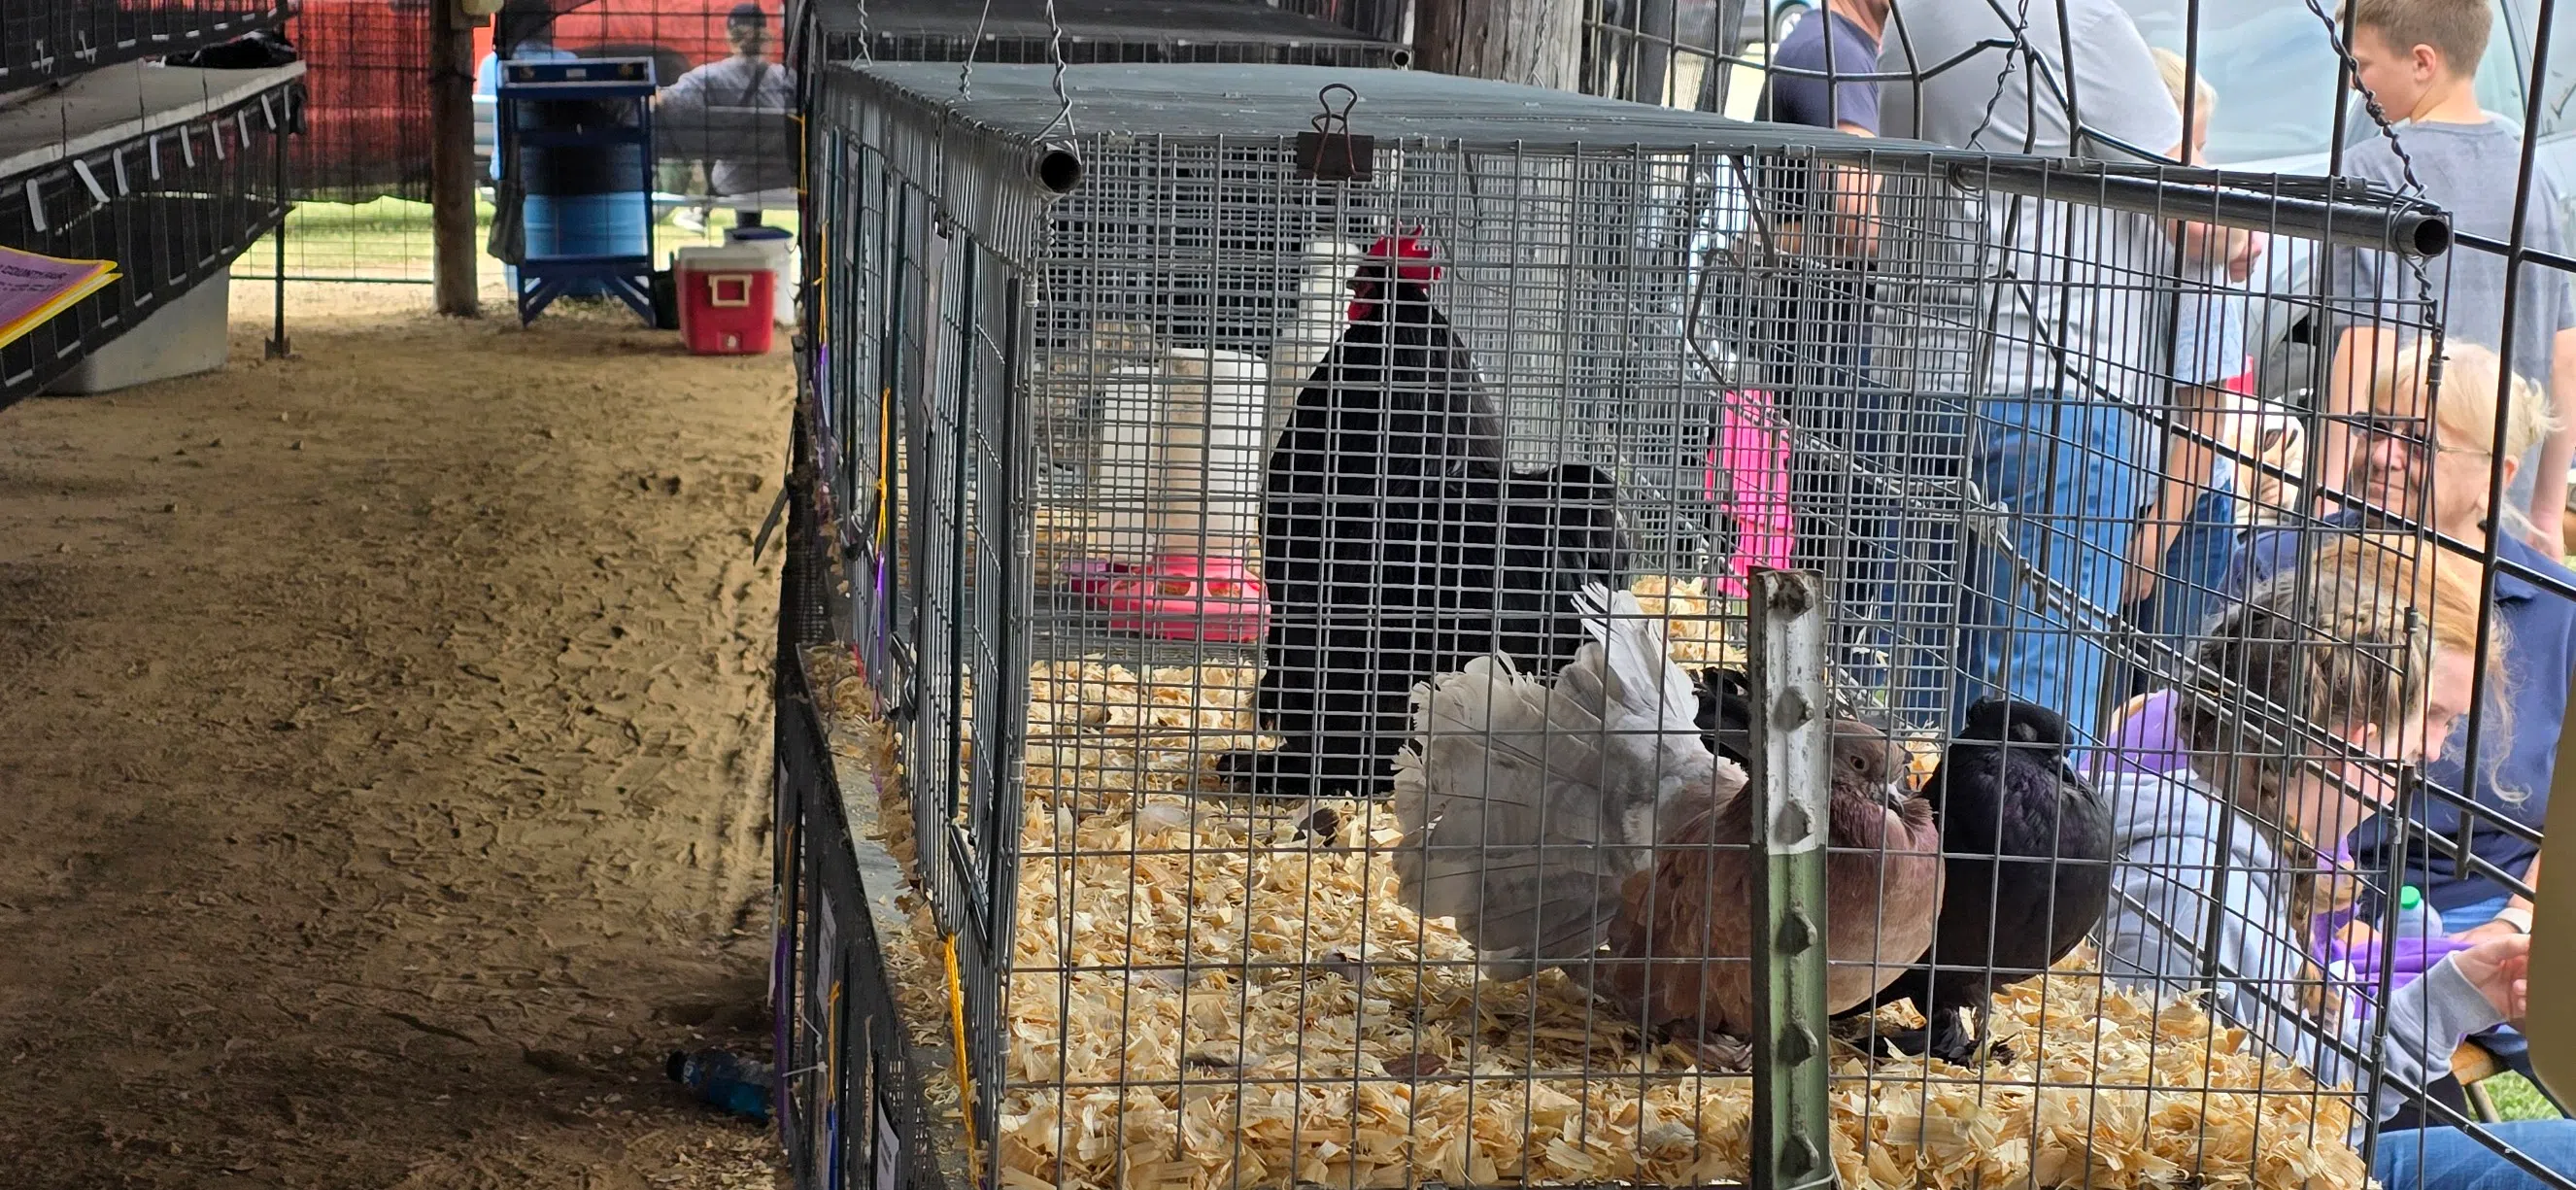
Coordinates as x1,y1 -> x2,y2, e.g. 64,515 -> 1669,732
723,225 -> 798,327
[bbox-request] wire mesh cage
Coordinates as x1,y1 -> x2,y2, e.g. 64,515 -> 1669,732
1,0 -> 291,88
797,0 -> 1413,70
792,52 -> 2576,1190
1582,0 -> 1749,113
285,0 -> 430,202
242,0 -> 1410,289
0,62 -> 299,405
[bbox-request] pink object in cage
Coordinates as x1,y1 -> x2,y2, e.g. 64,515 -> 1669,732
1065,556 -> 1269,644
1702,388 -> 1794,598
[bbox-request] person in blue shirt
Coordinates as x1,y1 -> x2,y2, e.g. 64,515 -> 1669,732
2230,339 -> 2570,1081
474,6 -> 579,185
1754,1 -> 1908,715
1759,0 -> 1886,136
656,4 -> 796,230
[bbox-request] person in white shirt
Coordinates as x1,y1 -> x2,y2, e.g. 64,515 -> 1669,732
656,4 -> 797,229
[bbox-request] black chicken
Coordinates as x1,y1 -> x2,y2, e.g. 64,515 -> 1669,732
163,28 -> 299,69
1866,697 -> 2114,1065
1221,234 -> 1630,799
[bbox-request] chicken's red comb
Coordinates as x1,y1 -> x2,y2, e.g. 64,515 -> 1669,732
1365,232 -> 1441,285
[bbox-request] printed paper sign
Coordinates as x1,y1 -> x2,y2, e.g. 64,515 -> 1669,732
0,247 -> 119,350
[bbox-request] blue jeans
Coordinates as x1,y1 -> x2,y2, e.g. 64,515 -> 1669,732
1956,392 -> 2149,743
2146,487 -> 2238,641
2375,1122 -> 2576,1190
1812,390 -> 1968,736
2444,895 -> 2514,935
2120,486 -> 2240,695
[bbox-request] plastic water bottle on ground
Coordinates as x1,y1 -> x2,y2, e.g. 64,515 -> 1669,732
666,1047 -> 773,1124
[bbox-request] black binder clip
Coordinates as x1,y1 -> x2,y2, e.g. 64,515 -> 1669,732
1295,83 -> 1373,182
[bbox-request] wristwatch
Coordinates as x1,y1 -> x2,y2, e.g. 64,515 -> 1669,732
2492,904 -> 2535,935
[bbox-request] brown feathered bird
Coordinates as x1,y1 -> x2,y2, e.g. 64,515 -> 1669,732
1602,715 -> 1943,1056
1391,586 -> 1944,1065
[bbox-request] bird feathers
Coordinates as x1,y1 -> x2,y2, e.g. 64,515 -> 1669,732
1393,589 -> 1742,983
1225,243 -> 1627,799
1605,719 -> 1943,1036
1873,697 -> 2114,1064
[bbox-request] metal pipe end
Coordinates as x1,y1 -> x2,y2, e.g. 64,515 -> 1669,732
1032,142 -> 1083,196
2401,212 -> 2452,258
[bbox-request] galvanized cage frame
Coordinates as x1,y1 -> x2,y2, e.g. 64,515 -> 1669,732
787,55 -> 2528,1190
797,0 -> 1413,71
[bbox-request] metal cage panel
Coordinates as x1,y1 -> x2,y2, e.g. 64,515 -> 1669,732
1,0 -> 291,88
797,0 -> 1411,71
0,64 -> 300,407
800,57 -> 2506,1190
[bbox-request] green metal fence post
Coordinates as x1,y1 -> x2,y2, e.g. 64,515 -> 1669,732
1746,566 -> 1838,1190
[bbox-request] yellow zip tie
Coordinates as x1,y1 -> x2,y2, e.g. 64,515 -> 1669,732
941,933 -> 979,1161
874,386 -> 894,553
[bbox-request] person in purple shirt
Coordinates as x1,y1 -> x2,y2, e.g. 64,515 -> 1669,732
1755,0 -> 1886,263
2228,341 -> 2571,1087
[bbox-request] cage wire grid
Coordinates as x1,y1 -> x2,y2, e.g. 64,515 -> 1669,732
225,0 -> 1404,287
0,62 -> 299,405
1585,9 -> 2576,1167
226,0 -> 434,284
1581,0 -> 1749,114
775,55 -> 2560,1190
2,0 -> 292,88
801,0 -> 1412,69
236,0 -> 807,286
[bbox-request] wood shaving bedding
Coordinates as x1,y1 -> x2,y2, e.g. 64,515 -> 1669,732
809,577 -> 2369,1190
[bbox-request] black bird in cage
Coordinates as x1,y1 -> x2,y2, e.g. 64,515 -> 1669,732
1220,233 -> 1630,799
1864,697 -> 2113,1065
1392,586 -> 1943,1068
161,28 -> 299,70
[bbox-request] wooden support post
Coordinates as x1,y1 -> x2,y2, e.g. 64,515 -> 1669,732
1411,0 -> 1580,89
2525,668 -> 2576,1103
429,0 -> 479,317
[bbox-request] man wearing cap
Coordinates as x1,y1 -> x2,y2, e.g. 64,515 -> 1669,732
657,3 -> 797,229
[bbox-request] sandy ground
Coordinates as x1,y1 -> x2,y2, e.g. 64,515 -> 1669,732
0,283 -> 793,1189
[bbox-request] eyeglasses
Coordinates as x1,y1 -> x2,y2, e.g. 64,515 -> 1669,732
2348,416 -> 2491,461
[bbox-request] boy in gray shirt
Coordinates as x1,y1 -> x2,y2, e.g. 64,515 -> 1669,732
2333,0 -> 2576,546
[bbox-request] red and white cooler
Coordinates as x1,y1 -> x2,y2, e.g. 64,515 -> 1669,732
674,245 -> 776,356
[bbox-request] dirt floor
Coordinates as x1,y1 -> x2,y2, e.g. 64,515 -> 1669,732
0,283 -> 793,1189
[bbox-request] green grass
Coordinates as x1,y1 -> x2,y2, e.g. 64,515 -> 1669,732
237,196 -> 799,285
2486,1072 -> 2562,1122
